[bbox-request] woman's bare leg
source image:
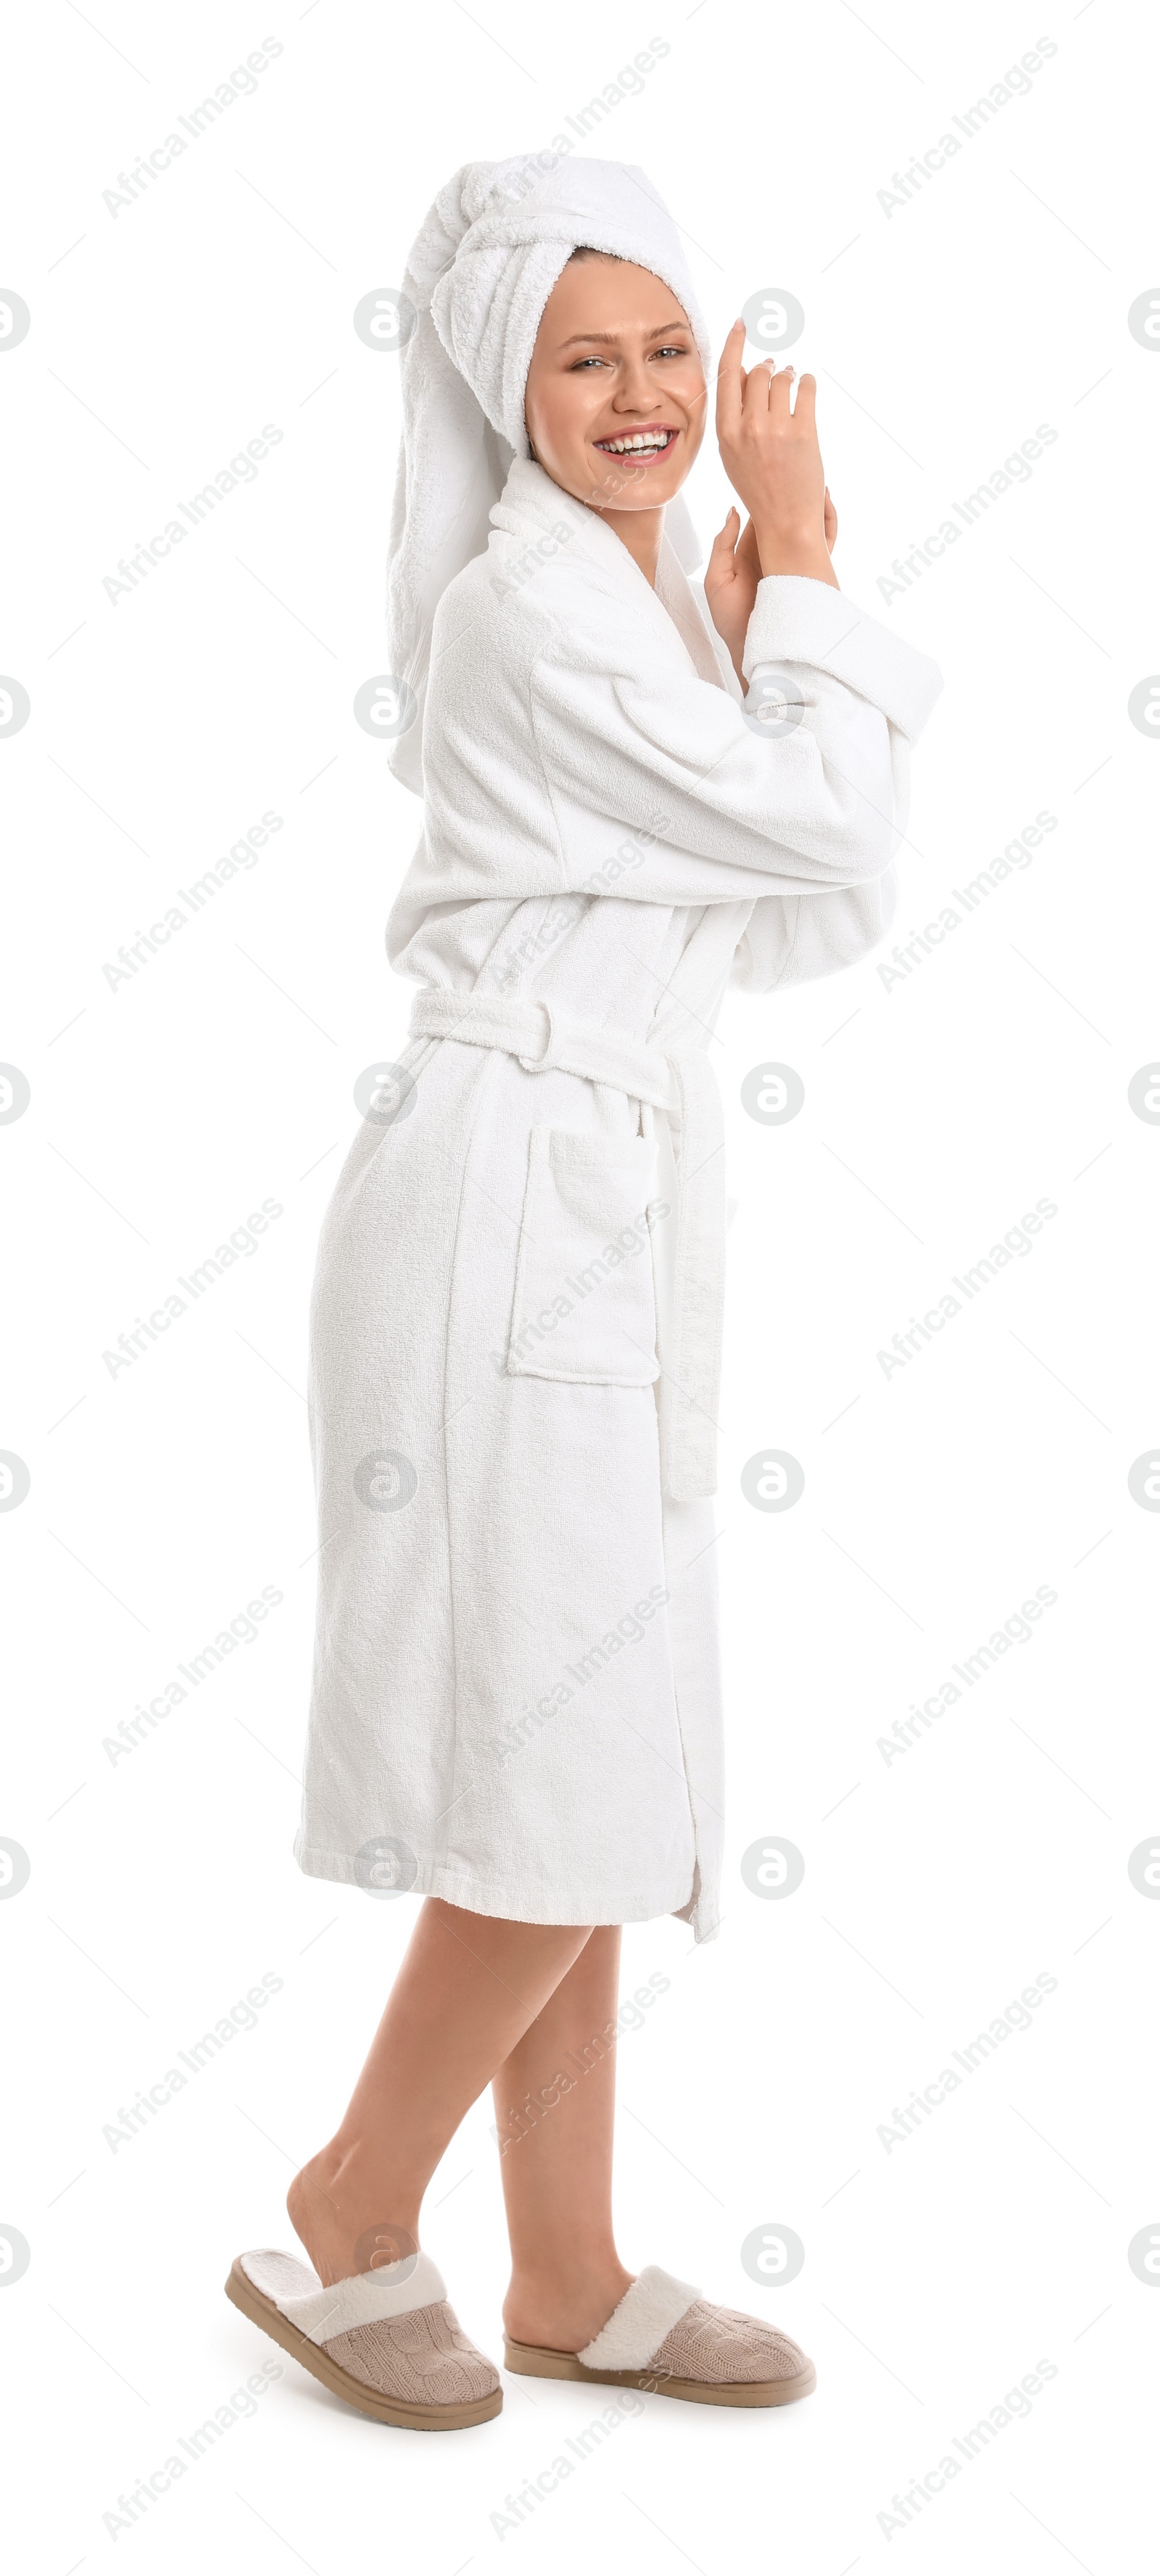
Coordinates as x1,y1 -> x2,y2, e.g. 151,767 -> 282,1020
494,1923 -> 634,2353
287,1898 -> 593,2285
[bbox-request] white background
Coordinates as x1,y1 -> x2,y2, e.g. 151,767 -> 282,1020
3,1 -> 1158,2568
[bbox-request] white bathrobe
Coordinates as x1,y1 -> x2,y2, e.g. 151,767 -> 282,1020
294,457 -> 941,1941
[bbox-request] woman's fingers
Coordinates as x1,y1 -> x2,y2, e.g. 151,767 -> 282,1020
738,357 -> 766,414
715,320 -> 746,441
716,338 -> 830,568
742,358 -> 782,413
705,507 -> 740,581
735,365 -> 818,428
740,360 -> 798,419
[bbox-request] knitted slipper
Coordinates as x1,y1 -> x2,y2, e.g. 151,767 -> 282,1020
504,2264 -> 815,2409
225,2247 -> 502,2429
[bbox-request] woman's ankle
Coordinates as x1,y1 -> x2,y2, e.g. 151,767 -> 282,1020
287,2143 -> 423,2288
502,2253 -> 634,2354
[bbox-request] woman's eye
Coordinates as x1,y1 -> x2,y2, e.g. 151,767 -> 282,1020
571,355 -> 606,370
652,344 -> 687,360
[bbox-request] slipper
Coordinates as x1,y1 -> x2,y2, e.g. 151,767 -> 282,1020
504,2264 -> 815,2409
225,2246 -> 502,2430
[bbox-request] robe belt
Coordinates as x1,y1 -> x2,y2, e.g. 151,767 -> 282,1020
408,988 -> 725,1501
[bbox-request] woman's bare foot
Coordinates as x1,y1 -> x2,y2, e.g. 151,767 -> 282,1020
286,2143 -> 422,2288
502,2256 -> 635,2355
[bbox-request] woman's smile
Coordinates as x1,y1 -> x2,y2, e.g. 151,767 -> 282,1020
592,425 -> 680,463
521,255 -> 708,574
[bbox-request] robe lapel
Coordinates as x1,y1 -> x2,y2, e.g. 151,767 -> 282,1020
490,457 -> 729,693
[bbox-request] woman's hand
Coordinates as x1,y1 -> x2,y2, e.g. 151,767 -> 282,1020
705,487 -> 838,688
715,322 -> 840,591
704,506 -> 762,684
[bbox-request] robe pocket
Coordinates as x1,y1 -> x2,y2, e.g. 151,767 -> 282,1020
507,1126 -> 660,1387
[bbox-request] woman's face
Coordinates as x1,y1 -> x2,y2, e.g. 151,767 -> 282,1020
523,255 -> 706,516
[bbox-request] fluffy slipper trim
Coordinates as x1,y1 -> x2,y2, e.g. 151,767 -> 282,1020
576,2265 -> 700,2371
239,2246 -> 448,2345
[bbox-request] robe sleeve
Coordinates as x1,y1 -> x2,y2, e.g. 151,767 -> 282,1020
527,572 -> 942,990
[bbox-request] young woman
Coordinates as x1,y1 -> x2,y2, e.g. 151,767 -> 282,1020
227,153 -> 940,2430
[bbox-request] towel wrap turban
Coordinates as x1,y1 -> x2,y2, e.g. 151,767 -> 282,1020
386,153 -> 712,789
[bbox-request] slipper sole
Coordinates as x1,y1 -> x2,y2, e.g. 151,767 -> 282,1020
224,2257 -> 502,2429
503,2335 -> 816,2408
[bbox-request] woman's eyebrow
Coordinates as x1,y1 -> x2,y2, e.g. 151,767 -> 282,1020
556,322 -> 688,349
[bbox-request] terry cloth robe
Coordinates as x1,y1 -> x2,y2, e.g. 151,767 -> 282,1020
294,455 -> 942,1942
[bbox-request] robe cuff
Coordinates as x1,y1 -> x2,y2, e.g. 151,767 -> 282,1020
742,575 -> 942,742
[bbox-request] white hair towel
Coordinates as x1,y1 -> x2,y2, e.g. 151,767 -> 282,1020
386,152 -> 712,790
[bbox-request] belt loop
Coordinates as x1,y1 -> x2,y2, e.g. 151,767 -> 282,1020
516,1001 -> 555,1073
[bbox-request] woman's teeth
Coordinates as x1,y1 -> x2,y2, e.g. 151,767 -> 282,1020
595,431 -> 674,453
